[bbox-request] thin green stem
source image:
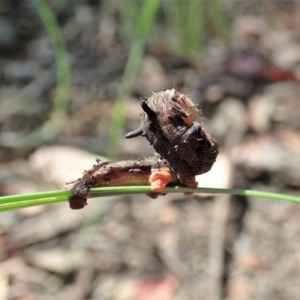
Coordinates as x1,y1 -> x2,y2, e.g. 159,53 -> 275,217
107,0 -> 160,158
0,190 -> 69,212
0,186 -> 300,213
20,0 -> 70,150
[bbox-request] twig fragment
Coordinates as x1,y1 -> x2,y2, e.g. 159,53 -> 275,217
67,156 -> 178,209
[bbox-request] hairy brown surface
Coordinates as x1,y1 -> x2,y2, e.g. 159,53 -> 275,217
68,155 -> 178,209
126,89 -> 219,187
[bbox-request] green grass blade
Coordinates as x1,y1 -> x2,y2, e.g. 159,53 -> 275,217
0,190 -> 70,212
1,186 -> 300,213
19,0 -> 71,150
107,0 -> 160,158
90,186 -> 300,204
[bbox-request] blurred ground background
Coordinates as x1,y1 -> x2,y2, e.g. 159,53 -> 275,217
1,0 -> 300,299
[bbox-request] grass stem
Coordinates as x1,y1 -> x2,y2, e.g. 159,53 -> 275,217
0,186 -> 299,213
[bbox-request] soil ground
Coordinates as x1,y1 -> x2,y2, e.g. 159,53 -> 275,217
1,1 -> 300,299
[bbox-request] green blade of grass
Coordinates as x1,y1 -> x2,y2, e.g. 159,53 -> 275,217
107,0 -> 160,158
0,186 -> 300,213
90,186 -> 300,204
0,190 -> 70,212
18,0 -> 71,150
